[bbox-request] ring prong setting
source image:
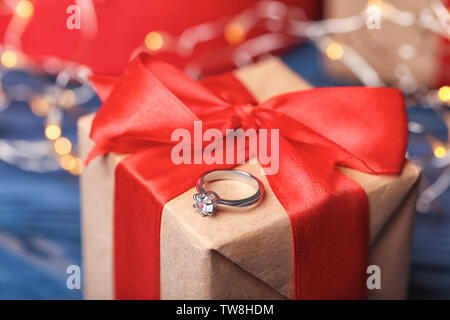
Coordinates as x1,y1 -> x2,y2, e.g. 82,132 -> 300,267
193,191 -> 219,216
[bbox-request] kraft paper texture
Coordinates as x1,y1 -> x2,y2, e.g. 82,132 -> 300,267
323,0 -> 441,87
79,57 -> 421,300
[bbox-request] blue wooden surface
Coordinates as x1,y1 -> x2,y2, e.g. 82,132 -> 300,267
0,43 -> 448,299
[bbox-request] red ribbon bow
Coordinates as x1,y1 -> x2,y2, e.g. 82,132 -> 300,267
87,53 -> 408,299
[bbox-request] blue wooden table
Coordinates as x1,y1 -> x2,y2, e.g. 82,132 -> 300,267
0,43 -> 448,299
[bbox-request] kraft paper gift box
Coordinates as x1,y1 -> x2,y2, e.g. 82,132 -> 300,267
78,57 -> 421,300
323,0 -> 450,87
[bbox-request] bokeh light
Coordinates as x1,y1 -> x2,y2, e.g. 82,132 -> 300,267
367,0 -> 383,7
60,154 -> 77,171
438,86 -> 450,102
326,42 -> 344,60
434,146 -> 447,159
69,158 -> 83,175
54,137 -> 72,155
145,32 -> 164,51
30,96 -> 51,116
15,0 -> 34,18
1,50 -> 18,68
45,124 -> 61,140
224,23 -> 246,45
58,89 -> 76,108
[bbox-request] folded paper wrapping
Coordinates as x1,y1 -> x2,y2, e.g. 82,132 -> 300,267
323,0 -> 449,87
79,57 -> 421,300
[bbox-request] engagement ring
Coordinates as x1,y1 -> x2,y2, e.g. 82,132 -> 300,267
193,169 -> 265,216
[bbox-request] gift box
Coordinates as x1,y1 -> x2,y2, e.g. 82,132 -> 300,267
323,0 -> 450,87
78,56 -> 421,299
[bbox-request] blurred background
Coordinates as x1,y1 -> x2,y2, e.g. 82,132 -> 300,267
0,0 -> 449,299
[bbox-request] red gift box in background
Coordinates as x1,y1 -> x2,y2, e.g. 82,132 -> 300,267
0,0 -> 320,75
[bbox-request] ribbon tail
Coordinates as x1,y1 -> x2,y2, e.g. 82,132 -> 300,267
265,138 -> 369,299
85,144 -> 110,166
113,145 -> 237,299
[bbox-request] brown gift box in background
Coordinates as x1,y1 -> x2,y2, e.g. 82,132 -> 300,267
78,57 -> 421,300
323,0 -> 449,87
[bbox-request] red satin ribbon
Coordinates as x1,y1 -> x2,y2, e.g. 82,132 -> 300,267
86,53 -> 408,299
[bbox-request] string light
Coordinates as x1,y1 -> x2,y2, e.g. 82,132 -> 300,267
54,137 -> 72,155
59,154 -> 77,171
0,2 -> 94,175
367,0 -> 383,8
0,48 -> 93,174
45,124 -> 62,140
326,42 -> 344,60
434,146 -> 448,159
224,23 -> 246,45
438,85 -> 450,102
59,154 -> 83,175
68,157 -> 83,175
30,96 -> 51,116
15,0 -> 34,19
0,0 -> 448,195
1,50 -> 18,68
145,32 -> 164,51
58,89 -> 76,108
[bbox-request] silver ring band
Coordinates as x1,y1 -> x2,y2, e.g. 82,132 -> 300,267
193,169 -> 265,216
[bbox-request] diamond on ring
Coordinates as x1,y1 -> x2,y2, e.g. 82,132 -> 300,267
193,191 -> 219,216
